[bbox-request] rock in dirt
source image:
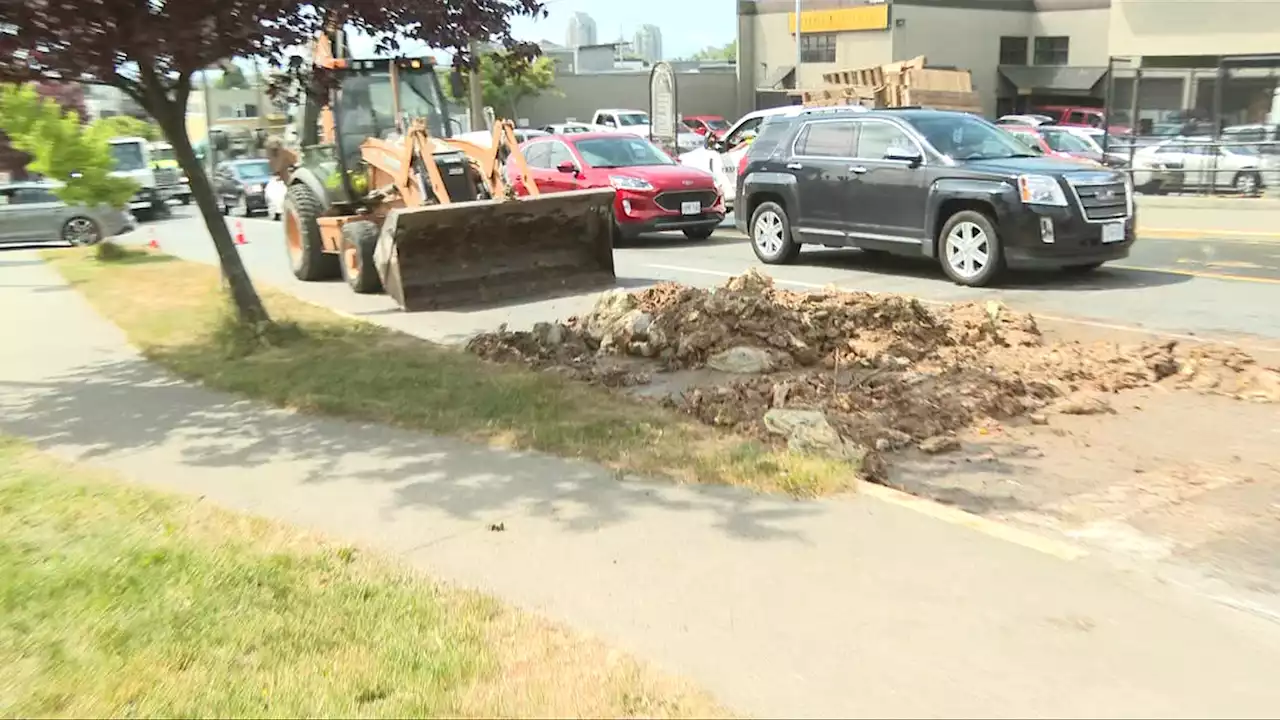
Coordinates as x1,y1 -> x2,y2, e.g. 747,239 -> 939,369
1053,392 -> 1115,416
763,408 -> 863,461
708,346 -> 775,374
918,434 -> 961,454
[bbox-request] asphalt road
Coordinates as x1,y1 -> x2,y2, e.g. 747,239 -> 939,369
117,207 -> 1280,345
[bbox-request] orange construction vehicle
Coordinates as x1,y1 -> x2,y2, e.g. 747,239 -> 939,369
267,28 -> 616,311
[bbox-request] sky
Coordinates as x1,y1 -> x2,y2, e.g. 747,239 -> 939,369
345,0 -> 737,63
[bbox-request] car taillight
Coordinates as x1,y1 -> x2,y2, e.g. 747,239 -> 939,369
737,154 -> 749,177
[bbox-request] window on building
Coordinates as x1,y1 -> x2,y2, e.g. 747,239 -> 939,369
800,33 -> 836,64
1033,36 -> 1069,66
999,36 -> 1028,66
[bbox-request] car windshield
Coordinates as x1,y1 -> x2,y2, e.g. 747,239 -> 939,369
151,146 -> 176,163
1040,129 -> 1095,153
233,161 -> 272,180
109,143 -> 147,172
617,112 -> 649,127
908,115 -> 1039,161
574,136 -> 674,168
705,118 -> 729,130
1007,132 -> 1046,154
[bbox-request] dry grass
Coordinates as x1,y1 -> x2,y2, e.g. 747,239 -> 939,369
0,435 -> 727,718
42,246 -> 858,497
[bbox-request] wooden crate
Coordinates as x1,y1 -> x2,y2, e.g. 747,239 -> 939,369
900,88 -> 983,113
902,68 -> 973,92
821,67 -> 883,88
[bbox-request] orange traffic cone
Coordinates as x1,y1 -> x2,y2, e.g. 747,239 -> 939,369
234,220 -> 248,245
147,228 -> 160,250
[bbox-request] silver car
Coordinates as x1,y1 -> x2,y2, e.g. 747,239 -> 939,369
0,182 -> 134,245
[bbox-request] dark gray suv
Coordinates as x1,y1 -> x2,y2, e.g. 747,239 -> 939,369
734,107 -> 1136,286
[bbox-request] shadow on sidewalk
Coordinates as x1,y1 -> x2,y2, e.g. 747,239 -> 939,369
0,356 -> 821,543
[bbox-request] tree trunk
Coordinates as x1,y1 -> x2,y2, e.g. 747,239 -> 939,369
154,105 -> 272,327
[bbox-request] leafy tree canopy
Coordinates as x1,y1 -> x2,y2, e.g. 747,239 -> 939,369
90,114 -> 162,142
689,40 -> 736,62
443,51 -> 558,119
0,84 -> 137,208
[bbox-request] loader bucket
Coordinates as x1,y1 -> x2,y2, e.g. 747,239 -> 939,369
373,188 -> 617,311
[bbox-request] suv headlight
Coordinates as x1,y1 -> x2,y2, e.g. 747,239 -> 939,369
1017,174 -> 1068,206
609,175 -> 653,191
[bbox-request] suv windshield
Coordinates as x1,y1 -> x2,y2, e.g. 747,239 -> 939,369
574,136 -> 673,168
109,143 -> 147,172
907,115 -> 1037,161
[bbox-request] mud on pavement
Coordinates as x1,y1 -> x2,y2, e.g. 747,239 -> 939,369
467,269 -> 1280,479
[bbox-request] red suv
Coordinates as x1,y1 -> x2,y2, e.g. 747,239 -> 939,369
512,132 -> 725,241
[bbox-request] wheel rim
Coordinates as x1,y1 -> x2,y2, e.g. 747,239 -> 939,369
65,218 -> 97,245
945,221 -> 991,280
1238,174 -> 1256,194
753,211 -> 784,256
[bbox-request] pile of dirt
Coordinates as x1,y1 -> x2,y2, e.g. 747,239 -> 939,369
466,270 -> 1280,468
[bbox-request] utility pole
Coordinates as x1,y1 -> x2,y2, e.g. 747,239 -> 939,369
467,40 -> 486,131
794,0 -> 802,88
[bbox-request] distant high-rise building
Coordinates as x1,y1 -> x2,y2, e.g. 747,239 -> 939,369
633,24 -> 663,63
566,12 -> 597,48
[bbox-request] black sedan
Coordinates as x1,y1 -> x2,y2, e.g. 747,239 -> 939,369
214,158 -> 274,217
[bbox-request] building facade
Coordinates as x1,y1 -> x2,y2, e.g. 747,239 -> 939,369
567,12 -> 599,48
735,0 -> 1280,126
634,24 -> 664,63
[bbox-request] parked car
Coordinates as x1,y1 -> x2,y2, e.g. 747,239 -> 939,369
678,104 -> 816,207
213,158 -> 274,217
1032,105 -> 1129,136
735,107 -> 1135,286
0,181 -> 133,245
1046,126 -> 1131,167
1129,136 -> 1271,195
1221,123 -> 1280,156
1001,125 -> 1085,162
682,115 -> 730,139
539,122 -> 604,135
512,132 -> 724,241
264,176 -> 286,221
996,114 -> 1054,127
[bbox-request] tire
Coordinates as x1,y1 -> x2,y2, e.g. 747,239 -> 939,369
1062,262 -> 1103,274
682,226 -> 715,241
134,207 -> 154,223
180,195 -> 191,206
61,216 -> 101,246
749,201 -> 800,264
338,220 -> 383,294
1233,171 -> 1261,196
938,209 -> 1003,287
282,183 -> 340,281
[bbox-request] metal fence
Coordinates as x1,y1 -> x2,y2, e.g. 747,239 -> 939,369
1102,54 -> 1280,196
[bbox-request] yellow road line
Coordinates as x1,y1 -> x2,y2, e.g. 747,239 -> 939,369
1140,229 -> 1280,243
859,482 -> 1088,561
1113,264 -> 1280,285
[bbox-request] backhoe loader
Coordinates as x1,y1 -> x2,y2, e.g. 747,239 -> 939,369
266,28 -> 617,311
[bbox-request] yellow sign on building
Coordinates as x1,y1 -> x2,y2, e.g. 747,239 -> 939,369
788,4 -> 890,33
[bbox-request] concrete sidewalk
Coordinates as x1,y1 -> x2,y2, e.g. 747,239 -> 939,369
4,250 -> 1280,718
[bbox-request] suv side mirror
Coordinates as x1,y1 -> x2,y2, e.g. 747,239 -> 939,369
556,160 -> 577,174
884,146 -> 923,166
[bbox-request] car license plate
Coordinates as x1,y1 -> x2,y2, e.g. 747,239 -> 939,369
1102,222 -> 1125,243
681,201 -> 700,215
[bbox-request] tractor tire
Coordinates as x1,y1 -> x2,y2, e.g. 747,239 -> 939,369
339,220 -> 383,294
282,182 -> 339,282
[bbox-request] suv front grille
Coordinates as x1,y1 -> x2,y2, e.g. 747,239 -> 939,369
154,167 -> 180,186
654,190 -> 718,212
1071,180 -> 1129,222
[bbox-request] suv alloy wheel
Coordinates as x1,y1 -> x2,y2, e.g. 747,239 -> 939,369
749,201 -> 800,264
938,210 -> 1003,286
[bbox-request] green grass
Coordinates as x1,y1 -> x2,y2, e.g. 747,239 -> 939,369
42,247 -> 858,497
0,435 -> 725,718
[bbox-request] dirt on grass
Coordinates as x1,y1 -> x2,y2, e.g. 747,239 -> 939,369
468,269 -> 1280,478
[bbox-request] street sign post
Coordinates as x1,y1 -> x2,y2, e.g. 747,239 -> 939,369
649,61 -> 678,155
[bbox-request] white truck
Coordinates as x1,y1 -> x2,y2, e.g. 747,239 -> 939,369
107,136 -> 184,221
677,105 -> 811,208
589,108 -> 704,153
